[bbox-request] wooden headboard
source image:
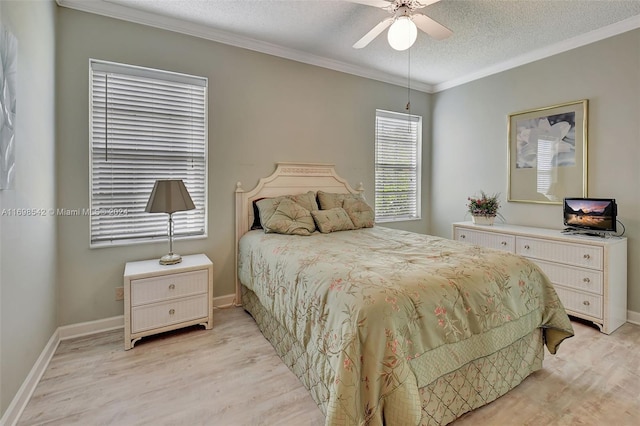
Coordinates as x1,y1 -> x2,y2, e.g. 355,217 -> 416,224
234,162 -> 364,304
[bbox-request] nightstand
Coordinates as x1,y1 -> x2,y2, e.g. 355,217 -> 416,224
123,253 -> 213,350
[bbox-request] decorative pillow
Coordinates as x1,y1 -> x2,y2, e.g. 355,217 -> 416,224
311,208 -> 355,233
343,197 -> 375,229
317,190 -> 349,210
287,191 -> 319,212
255,191 -> 318,228
256,198 -> 315,236
317,191 -> 375,229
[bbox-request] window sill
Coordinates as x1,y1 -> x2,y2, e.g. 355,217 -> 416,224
90,233 -> 207,249
375,216 -> 422,224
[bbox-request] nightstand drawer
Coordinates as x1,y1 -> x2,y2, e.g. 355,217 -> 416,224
554,286 -> 603,319
516,237 -> 603,270
532,259 -> 603,295
131,294 -> 208,333
131,270 -> 207,306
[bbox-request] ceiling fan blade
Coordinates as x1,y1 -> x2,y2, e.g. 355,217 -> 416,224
412,13 -> 452,40
412,0 -> 442,9
346,0 -> 442,8
353,17 -> 394,49
345,0 -> 394,8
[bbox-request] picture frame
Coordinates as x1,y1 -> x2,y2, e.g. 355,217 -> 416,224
0,25 -> 17,190
508,99 -> 588,204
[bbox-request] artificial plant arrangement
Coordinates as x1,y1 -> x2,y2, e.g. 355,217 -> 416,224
467,191 -> 503,225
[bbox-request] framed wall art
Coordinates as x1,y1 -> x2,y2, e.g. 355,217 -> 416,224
508,99 -> 588,204
0,25 -> 17,190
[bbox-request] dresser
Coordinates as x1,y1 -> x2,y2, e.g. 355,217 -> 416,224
452,222 -> 627,334
123,254 -> 213,349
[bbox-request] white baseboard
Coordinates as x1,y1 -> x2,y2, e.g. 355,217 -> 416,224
1,293 -> 237,426
0,331 -> 60,426
627,309 -> 640,325
213,293 -> 237,308
58,315 -> 124,340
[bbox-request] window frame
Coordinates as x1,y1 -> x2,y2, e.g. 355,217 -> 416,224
374,109 -> 422,223
89,59 -> 208,248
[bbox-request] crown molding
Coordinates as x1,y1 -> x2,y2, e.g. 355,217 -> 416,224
56,0 -> 434,93
57,1 -> 640,94
433,14 -> 640,93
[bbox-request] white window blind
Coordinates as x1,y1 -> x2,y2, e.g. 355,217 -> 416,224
90,60 -> 207,246
375,109 -> 422,222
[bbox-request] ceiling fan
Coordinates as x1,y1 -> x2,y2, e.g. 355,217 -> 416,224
349,0 -> 452,51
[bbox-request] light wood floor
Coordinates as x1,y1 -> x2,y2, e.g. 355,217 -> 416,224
18,307 -> 640,425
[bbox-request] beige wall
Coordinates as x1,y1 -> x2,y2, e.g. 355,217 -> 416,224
2,1 -> 639,416
0,0 -> 57,416
431,30 -> 640,312
56,8 -> 431,325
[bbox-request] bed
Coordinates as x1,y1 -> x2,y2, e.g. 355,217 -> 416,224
234,162 -> 574,426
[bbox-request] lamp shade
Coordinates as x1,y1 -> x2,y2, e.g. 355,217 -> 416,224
387,17 -> 417,51
145,179 -> 195,214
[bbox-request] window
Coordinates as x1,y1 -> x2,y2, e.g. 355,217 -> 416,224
90,60 -> 207,246
374,109 -> 422,222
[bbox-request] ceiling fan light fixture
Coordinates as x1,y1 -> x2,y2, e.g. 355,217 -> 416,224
387,16 -> 417,51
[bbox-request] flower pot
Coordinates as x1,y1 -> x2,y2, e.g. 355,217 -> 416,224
472,215 -> 495,226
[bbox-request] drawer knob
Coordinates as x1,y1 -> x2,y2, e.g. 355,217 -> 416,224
583,301 -> 590,306
583,254 -> 590,260
524,245 -> 530,250
501,241 -> 507,246
169,284 -> 176,290
169,309 -> 175,315
583,277 -> 591,283
461,234 -> 466,239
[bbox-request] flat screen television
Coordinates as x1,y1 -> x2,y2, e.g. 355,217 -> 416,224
563,198 -> 617,233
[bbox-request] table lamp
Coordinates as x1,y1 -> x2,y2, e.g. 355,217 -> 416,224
145,179 -> 195,265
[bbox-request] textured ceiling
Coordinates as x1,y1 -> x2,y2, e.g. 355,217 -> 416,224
60,0 -> 640,92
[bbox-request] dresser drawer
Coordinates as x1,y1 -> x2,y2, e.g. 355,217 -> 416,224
131,294 -> 208,333
516,237 -> 603,270
532,259 -> 603,295
454,228 -> 515,252
554,286 -> 603,319
131,270 -> 208,306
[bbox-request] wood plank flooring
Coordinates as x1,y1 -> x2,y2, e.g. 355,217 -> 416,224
18,308 -> 640,425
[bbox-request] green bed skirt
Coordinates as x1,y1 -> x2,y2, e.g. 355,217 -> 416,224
242,285 -> 544,426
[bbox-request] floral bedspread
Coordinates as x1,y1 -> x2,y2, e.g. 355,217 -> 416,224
238,227 -> 574,425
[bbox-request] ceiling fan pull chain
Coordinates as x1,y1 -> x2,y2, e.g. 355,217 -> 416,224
406,47 -> 411,112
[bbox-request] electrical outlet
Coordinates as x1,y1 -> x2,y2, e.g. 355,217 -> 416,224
115,286 -> 124,301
